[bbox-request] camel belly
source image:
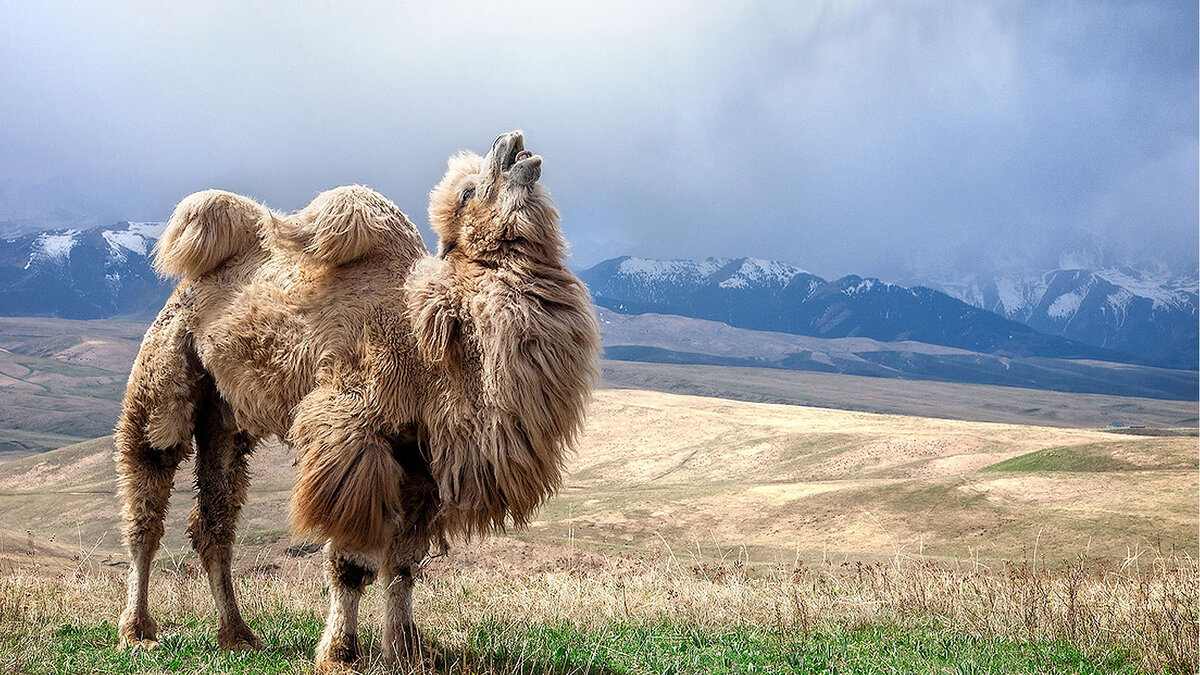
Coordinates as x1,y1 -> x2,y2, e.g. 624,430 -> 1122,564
193,327 -> 315,439
189,283 -> 325,440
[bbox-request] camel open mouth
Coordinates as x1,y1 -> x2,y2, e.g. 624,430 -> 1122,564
501,135 -> 534,171
490,131 -> 542,184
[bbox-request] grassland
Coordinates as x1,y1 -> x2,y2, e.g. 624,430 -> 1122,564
0,318 -> 1196,672
0,388 -> 1196,672
1,389 -> 1195,568
601,361 -> 1199,429
1,541 -> 1195,674
0,317 -> 145,458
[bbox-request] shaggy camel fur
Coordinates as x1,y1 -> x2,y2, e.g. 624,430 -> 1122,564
114,131 -> 600,668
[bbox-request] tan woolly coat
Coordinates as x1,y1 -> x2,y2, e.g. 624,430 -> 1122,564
124,132 -> 600,551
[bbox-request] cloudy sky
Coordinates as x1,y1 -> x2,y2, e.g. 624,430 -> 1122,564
1,1 -> 1195,279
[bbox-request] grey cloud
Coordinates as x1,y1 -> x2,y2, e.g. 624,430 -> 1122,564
0,1 -> 1194,279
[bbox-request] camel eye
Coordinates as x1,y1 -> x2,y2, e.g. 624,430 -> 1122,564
460,186 -> 475,206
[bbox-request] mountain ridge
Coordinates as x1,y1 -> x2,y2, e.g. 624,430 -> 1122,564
917,268 -> 1199,369
0,221 -> 169,319
581,255 -> 1152,366
0,226 -> 1194,370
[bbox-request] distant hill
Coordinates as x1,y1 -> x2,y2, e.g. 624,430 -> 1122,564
581,256 -> 1142,365
596,308 -> 1198,400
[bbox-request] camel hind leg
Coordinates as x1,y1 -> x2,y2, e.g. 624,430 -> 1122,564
115,433 -> 191,649
188,389 -> 262,651
115,302 -> 208,648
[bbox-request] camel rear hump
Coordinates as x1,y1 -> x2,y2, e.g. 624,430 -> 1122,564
154,189 -> 268,279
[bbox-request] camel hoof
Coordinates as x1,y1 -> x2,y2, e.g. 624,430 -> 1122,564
314,634 -> 360,672
383,625 -> 431,665
218,623 -> 263,651
313,656 -> 360,674
117,610 -> 159,650
119,637 -> 161,651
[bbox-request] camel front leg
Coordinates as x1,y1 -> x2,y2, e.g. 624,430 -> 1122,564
381,533 -> 428,664
314,545 -> 378,671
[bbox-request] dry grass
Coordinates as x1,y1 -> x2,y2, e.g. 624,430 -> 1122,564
0,541 -> 1195,674
0,375 -> 1194,672
2,389 -> 1194,569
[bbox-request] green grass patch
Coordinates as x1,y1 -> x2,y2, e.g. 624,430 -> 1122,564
0,616 -> 1152,674
983,446 -> 1136,473
2,614 -> 323,675
464,621 -> 1143,674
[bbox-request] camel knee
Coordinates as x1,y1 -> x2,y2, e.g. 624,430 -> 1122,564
328,549 -> 378,592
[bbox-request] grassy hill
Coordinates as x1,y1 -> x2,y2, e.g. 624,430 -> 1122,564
602,360 -> 1199,429
1,389 -> 1193,570
597,308 -> 1200,400
0,317 -> 145,458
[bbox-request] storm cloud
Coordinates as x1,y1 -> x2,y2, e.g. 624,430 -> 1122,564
0,1 -> 1195,279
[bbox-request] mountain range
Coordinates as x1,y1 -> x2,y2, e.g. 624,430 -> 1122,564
580,256 -> 1197,368
919,268 -> 1198,369
0,223 -> 1195,373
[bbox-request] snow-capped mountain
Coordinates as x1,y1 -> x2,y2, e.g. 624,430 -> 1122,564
581,256 -> 1131,363
922,268 -> 1199,369
0,221 -> 170,318
1,226 -> 1192,372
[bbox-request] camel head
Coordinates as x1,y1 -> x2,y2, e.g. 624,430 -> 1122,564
429,130 -> 561,260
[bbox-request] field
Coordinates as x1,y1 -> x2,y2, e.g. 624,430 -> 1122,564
1,545 -> 1195,674
0,317 -> 1196,672
0,317 -> 144,458
600,360 -> 1199,429
0,386 -> 1197,672
1,389 -> 1196,567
